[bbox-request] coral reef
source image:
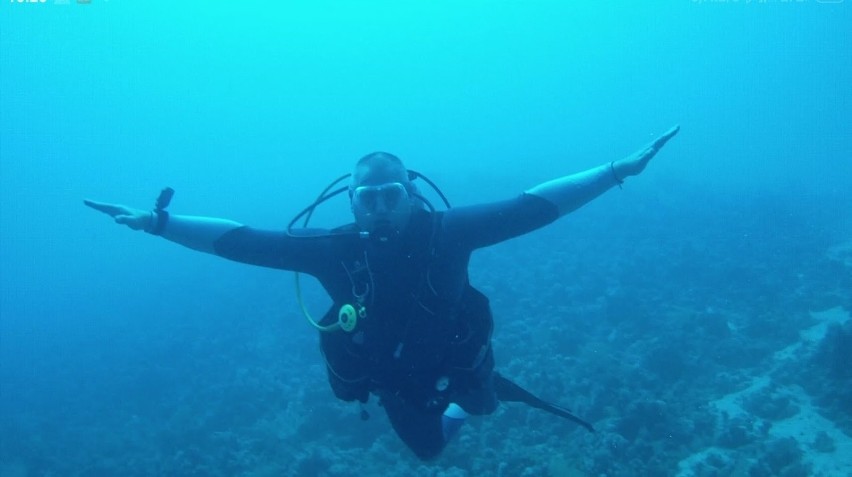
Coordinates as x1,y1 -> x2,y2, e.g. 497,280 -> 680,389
2,197 -> 851,476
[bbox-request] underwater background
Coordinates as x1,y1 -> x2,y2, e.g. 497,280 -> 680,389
1,1 -> 850,476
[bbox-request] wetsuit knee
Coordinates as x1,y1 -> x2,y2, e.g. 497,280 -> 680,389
411,441 -> 446,461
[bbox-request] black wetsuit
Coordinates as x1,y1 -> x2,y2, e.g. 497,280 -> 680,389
213,193 -> 558,458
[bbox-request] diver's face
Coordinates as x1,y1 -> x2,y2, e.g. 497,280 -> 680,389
351,181 -> 412,239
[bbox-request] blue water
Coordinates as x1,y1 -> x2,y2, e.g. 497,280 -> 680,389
1,2 -> 850,476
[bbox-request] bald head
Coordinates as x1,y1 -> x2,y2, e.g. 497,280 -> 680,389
351,152 -> 411,189
348,152 -> 417,240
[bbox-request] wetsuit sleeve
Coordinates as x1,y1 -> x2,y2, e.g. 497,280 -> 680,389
440,193 -> 559,250
211,226 -> 332,274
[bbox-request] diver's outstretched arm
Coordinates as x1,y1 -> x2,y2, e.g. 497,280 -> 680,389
526,125 -> 679,216
83,199 -> 242,254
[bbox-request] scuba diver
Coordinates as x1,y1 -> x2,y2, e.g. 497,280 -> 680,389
84,125 -> 679,460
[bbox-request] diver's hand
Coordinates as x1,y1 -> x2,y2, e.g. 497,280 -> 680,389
83,199 -> 152,231
613,125 -> 680,178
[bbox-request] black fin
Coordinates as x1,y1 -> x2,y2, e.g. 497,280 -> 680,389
494,372 -> 595,433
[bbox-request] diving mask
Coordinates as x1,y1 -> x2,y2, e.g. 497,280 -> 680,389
352,182 -> 408,214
